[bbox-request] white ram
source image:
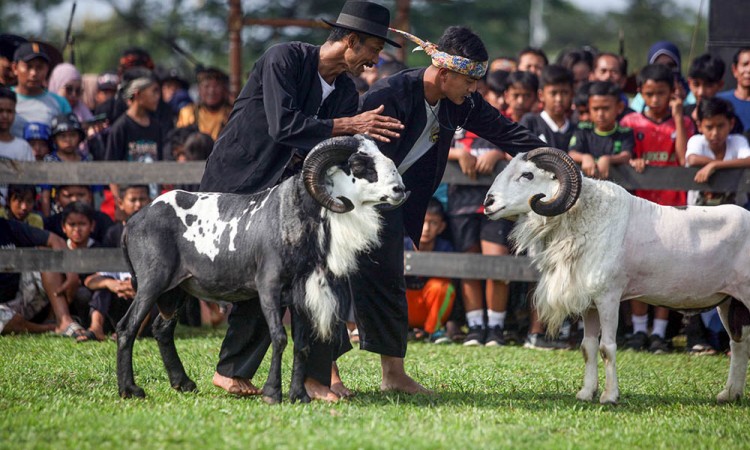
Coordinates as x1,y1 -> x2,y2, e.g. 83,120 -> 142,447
483,147 -> 750,404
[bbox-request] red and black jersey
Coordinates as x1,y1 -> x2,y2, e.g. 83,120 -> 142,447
620,112 -> 696,206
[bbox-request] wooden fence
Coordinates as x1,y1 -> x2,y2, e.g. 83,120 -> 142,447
3,160 -> 749,279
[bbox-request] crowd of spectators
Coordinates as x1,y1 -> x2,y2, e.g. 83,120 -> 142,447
358,42 -> 750,356
1,32 -> 749,357
0,37 -> 229,340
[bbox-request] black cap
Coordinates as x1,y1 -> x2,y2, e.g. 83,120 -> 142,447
51,113 -> 85,140
13,42 -> 50,63
322,1 -> 401,48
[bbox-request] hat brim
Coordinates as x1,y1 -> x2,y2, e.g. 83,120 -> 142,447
322,19 -> 401,48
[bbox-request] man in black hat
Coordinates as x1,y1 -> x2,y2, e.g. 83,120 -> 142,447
10,42 -> 72,138
201,0 -> 406,401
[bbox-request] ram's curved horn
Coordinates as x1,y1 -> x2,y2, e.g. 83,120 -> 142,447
302,136 -> 359,213
523,147 -> 582,216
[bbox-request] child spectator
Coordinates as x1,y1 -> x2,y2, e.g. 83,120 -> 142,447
621,63 -> 696,353
174,131 -> 214,193
102,185 -> 150,248
176,67 -> 231,140
503,71 -> 539,122
556,48 -> 593,91
84,271 -> 135,341
44,185 -> 113,243
39,113 -> 91,217
588,52 -> 634,119
9,42 -> 71,137
0,184 -> 43,229
630,41 -> 694,114
517,47 -> 548,77
86,185 -> 150,338
568,81 -> 633,179
23,122 -> 51,160
520,64 -> 575,148
683,97 -> 750,355
48,63 -> 94,125
0,217 -> 83,338
572,81 -> 592,124
165,126 -> 195,162
0,86 -> 33,206
687,97 -> 750,203
105,72 -> 163,203
717,47 -> 750,133
158,67 -> 192,116
448,93 -> 512,347
54,201 -> 103,341
685,54 -> 725,122
483,70 -> 510,114
95,71 -> 119,109
58,201 -> 101,341
404,199 -> 456,342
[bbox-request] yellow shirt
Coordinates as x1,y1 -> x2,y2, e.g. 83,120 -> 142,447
176,104 -> 232,140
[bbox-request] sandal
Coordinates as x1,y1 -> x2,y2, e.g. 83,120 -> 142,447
58,322 -> 90,342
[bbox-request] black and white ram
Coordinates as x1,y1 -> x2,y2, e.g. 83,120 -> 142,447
116,135 -> 407,404
484,147 -> 750,404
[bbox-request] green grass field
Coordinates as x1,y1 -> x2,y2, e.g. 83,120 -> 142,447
1,328 -> 748,450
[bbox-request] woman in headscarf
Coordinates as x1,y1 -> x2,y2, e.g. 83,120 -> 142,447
629,41 -> 696,113
48,62 -> 94,125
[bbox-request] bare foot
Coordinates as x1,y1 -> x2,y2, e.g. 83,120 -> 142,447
212,371 -> 261,396
380,355 -> 434,394
304,377 -> 340,402
330,361 -> 355,398
89,328 -> 107,342
380,372 -> 434,394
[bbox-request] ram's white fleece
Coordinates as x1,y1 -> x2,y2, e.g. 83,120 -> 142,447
511,178 -> 631,334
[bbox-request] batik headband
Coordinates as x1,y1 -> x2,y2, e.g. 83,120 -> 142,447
388,28 -> 488,79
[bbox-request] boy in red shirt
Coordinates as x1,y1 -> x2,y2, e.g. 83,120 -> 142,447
620,63 -> 696,353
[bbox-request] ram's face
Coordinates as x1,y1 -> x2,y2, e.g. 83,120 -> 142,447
329,136 -> 406,208
483,153 -> 558,220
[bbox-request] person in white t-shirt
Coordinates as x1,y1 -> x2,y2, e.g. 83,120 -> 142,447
0,86 -> 33,206
684,96 -> 750,354
686,97 -> 750,206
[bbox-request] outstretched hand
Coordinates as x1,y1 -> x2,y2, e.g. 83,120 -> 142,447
333,105 -> 403,143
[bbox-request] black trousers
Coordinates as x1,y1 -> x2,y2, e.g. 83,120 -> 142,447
215,207 -> 410,384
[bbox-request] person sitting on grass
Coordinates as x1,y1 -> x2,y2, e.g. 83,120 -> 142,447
84,185 -> 151,340
60,201 -> 103,341
0,217 -> 86,340
404,198 -> 456,343
44,184 -> 113,244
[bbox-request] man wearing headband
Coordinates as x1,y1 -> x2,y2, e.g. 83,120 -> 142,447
201,0 -> 404,402
337,26 -> 546,393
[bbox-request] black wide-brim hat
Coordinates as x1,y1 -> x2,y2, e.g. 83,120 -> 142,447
322,1 -> 401,48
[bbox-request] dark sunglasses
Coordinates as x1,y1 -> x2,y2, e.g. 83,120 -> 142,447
64,85 -> 83,95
